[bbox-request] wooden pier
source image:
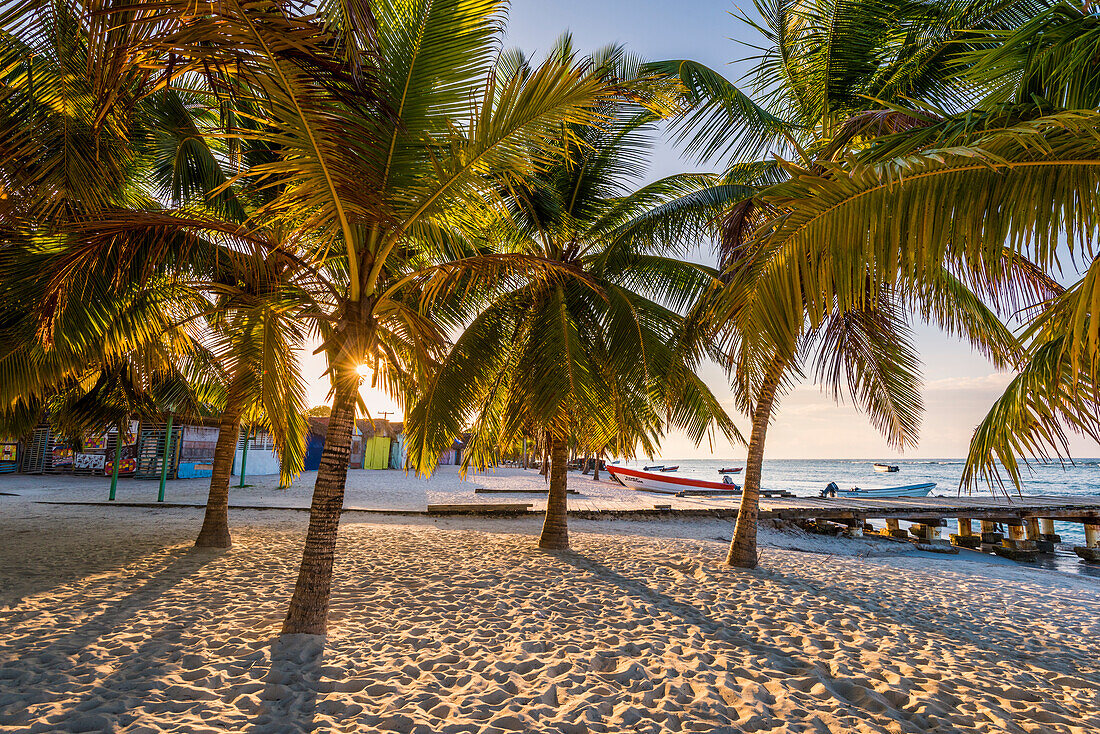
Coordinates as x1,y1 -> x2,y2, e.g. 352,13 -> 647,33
566,493 -> 1100,562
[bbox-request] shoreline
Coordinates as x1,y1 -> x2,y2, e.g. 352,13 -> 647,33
3,464 -> 1098,577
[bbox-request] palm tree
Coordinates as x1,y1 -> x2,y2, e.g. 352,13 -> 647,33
126,0 -> 620,632
404,40 -> 739,551
0,0 -> 314,549
724,1 -> 1100,491
651,0 -> 1056,566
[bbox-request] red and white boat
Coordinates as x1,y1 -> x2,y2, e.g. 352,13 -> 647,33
607,465 -> 741,495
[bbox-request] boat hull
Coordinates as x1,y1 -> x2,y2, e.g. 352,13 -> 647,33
607,466 -> 740,494
718,467 -> 742,474
833,483 -> 935,498
873,464 -> 899,472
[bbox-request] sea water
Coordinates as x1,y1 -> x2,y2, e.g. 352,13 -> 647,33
619,457 -> 1100,575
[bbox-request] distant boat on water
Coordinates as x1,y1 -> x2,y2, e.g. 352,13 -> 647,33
718,467 -> 742,474
873,463 -> 899,472
607,466 -> 740,495
658,465 -> 679,472
822,481 -> 935,498
643,464 -> 664,471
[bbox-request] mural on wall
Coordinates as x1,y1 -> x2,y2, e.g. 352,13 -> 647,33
0,444 -> 16,462
104,421 -> 139,476
181,426 -> 218,460
75,453 -> 106,471
51,445 -> 74,468
84,434 -> 107,452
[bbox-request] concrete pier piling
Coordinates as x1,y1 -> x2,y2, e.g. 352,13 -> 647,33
951,518 -> 981,549
995,520 -> 1039,561
910,519 -> 957,553
1073,522 -> 1100,563
1026,517 -> 1055,553
979,520 -> 1004,553
1039,518 -> 1062,544
845,518 -> 864,538
882,518 -> 909,540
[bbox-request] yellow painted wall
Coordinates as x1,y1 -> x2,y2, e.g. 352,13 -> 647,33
364,436 -> 391,470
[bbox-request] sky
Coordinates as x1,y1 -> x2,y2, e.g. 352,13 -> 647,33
304,0 -> 1099,461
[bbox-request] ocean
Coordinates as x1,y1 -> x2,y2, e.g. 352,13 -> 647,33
617,457 -> 1100,575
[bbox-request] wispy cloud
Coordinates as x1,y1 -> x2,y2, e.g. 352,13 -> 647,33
924,373 -> 1014,393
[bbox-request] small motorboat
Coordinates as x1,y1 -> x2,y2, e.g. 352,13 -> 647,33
718,467 -> 743,474
643,464 -> 664,471
658,465 -> 679,472
607,466 -> 740,495
873,463 -> 899,472
821,481 -> 934,498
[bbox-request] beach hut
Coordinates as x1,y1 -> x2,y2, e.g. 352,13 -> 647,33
21,422 -> 58,474
232,428 -> 281,476
303,417 -> 395,471
388,422 -> 406,469
304,418 -> 327,471
348,422 -> 365,469
176,423 -> 219,478
360,419 -> 395,470
0,437 -> 19,474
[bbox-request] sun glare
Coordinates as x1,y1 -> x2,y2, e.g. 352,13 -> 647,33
355,364 -> 371,377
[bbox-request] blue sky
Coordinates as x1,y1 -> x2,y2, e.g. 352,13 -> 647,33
306,0 -> 1098,460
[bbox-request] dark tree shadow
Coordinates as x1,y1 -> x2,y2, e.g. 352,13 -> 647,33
551,550 -> 817,674
2,547 -> 224,731
247,635 -> 325,733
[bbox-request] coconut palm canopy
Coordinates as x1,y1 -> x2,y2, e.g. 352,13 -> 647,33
724,0 -> 1100,491
1,0 -> 1096,638
635,0 -> 1069,566
403,39 -> 740,549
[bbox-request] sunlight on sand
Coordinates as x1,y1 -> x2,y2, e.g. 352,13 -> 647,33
1,498 -> 1098,733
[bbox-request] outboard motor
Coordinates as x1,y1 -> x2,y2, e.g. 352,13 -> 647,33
821,481 -> 839,498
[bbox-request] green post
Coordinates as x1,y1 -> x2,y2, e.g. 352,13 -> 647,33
158,412 -> 174,502
238,425 -> 250,488
109,420 -> 123,501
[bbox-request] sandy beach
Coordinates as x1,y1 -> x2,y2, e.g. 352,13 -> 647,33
2,471 -> 1099,733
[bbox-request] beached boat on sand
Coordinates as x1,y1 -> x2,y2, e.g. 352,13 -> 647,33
821,481 -> 935,498
873,463 -> 899,472
607,466 -> 740,494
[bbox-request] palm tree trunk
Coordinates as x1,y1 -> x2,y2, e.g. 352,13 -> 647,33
539,447 -> 549,476
727,355 -> 787,568
281,373 -> 358,635
592,452 -> 600,481
195,378 -> 247,548
538,434 -> 569,550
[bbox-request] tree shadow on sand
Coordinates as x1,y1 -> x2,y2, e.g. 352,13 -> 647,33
247,634 -> 325,734
2,546 -> 224,660
552,550 -> 817,673
1,547 -> 225,731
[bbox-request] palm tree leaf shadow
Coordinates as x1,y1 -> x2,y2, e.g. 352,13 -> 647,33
554,550 -> 813,674
1,547 -> 224,729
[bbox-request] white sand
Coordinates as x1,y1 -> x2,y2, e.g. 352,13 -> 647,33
1,476 -> 1099,733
